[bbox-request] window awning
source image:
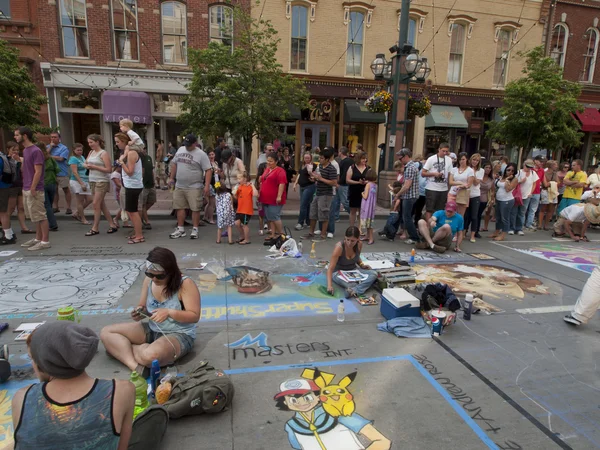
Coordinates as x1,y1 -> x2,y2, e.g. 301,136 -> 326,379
102,91 -> 152,125
425,105 -> 468,129
344,101 -> 386,124
574,108 -> 600,132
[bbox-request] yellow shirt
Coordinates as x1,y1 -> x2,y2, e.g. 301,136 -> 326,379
563,170 -> 588,200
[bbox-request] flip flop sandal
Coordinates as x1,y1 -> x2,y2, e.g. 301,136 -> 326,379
85,229 -> 100,236
128,237 -> 145,244
123,224 -> 134,228
21,229 -> 35,234
72,214 -> 82,223
107,227 -> 118,234
238,241 -> 251,245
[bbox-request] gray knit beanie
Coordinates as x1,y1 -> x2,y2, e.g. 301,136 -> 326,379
29,322 -> 99,379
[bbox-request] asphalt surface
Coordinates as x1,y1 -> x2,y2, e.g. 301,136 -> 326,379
0,215 -> 598,450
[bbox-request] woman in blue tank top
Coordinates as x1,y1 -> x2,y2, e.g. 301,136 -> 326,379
101,247 -> 201,372
12,322 -> 135,449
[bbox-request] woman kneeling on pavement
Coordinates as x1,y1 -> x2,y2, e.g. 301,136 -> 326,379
326,226 -> 377,298
101,247 -> 200,372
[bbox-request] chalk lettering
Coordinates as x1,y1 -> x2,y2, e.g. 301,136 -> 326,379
232,341 -> 341,360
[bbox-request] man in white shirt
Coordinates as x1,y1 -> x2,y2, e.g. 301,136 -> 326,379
257,143 -> 273,170
421,143 -> 453,220
509,159 -> 539,235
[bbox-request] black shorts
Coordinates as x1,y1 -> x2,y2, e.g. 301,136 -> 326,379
125,187 -> 143,213
0,188 -> 9,213
236,213 -> 252,225
425,189 -> 448,213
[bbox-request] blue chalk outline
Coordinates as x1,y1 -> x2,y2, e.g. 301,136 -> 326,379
225,354 -> 499,450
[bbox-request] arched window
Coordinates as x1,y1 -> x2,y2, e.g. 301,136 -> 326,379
111,0 -> 139,61
346,11 -> 365,76
493,29 -> 512,87
408,18 -> 417,47
291,5 -> 308,71
582,28 -> 599,82
209,5 -> 233,49
448,23 -> 466,83
161,1 -> 187,65
550,23 -> 568,67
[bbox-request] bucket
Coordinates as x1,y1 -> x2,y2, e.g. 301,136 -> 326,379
57,306 -> 81,323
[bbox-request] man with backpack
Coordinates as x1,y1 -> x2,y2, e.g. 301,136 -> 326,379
0,142 -> 18,245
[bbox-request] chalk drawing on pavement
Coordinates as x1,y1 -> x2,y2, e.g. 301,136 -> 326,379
495,242 -> 599,273
0,259 -> 143,313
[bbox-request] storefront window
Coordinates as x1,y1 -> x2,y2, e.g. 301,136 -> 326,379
153,94 -> 186,114
59,89 -> 101,109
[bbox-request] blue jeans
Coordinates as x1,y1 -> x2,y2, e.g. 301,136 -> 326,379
327,189 -> 341,234
402,197 -> 419,241
496,199 -> 515,233
298,184 -> 315,226
332,269 -> 378,295
526,193 -> 540,228
336,185 -> 350,219
44,184 -> 57,229
510,196 -> 531,232
383,212 -> 401,239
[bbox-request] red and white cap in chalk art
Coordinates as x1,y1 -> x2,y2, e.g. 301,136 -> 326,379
274,378 -> 320,399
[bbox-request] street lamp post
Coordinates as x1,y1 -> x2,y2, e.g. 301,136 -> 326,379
371,0 -> 430,207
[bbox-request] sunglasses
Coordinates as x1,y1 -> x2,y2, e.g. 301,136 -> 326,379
145,272 -> 167,280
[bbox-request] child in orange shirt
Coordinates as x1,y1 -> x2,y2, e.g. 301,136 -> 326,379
234,172 -> 258,245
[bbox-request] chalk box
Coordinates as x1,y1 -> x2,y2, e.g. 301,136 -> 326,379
380,288 -> 421,320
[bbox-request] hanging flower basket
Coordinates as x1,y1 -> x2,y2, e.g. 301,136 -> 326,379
365,90 -> 393,113
408,93 -> 432,117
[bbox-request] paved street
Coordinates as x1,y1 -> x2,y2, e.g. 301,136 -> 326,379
0,214 -> 598,450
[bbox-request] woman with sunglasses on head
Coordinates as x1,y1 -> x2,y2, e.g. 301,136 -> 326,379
489,163 -> 518,241
100,247 -> 201,372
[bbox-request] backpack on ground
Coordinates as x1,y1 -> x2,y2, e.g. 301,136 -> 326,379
162,360 -> 234,419
0,153 -> 17,185
128,405 -> 169,450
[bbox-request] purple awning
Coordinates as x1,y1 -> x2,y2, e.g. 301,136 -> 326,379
102,91 -> 151,125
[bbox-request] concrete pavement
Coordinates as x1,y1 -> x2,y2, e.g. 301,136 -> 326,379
0,216 -> 598,449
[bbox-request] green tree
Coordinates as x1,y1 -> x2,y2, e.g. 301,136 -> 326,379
487,46 -> 583,156
0,39 -> 47,131
179,4 -> 309,164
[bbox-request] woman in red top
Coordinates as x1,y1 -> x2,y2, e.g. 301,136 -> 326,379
259,152 -> 287,245
234,172 -> 258,245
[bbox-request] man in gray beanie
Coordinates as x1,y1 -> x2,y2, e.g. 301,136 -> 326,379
11,322 -> 135,449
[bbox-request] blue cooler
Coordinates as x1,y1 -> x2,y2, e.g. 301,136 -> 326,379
380,288 -> 421,320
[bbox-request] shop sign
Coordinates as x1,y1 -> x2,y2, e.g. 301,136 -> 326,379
428,91 -> 503,108
468,117 -> 485,134
305,99 -> 332,121
103,114 -> 151,124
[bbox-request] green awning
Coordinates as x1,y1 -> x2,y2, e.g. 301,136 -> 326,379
425,105 -> 468,129
344,101 -> 386,124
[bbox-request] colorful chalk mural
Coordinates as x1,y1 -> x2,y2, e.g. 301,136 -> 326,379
0,379 -> 37,446
413,264 -> 551,300
275,368 -> 391,449
506,243 -> 600,273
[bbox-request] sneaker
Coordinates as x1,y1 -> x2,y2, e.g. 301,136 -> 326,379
314,230 -> 321,235
508,231 -> 515,235
259,230 -> 264,236
295,224 -> 304,231
28,241 -> 51,251
326,232 -> 334,239
404,239 -> 416,245
517,230 -> 525,236
563,314 -> 582,326
170,229 -> 186,239
263,224 -> 268,230
21,238 -> 39,247
475,233 -> 482,238
190,229 -> 199,239
0,236 -> 16,245
65,209 -> 73,215
143,223 -> 152,230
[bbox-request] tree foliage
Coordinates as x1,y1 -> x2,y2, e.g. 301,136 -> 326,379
179,4 -> 309,162
487,46 -> 583,153
0,39 -> 47,131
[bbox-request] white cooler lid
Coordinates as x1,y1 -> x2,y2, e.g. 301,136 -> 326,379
382,288 -> 420,307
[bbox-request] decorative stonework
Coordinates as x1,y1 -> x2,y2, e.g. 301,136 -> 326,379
447,14 -> 478,39
343,2 -> 375,28
285,0 -> 318,22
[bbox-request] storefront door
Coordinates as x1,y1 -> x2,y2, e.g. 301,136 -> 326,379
301,124 -> 330,149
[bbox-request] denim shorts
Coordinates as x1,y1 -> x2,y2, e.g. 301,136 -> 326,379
142,321 -> 195,358
263,204 -> 283,221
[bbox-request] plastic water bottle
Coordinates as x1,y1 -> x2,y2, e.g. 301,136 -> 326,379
337,299 -> 345,322
130,371 -> 149,418
463,294 -> 473,321
410,248 -> 416,263
309,242 -> 317,259
150,359 -> 161,396
297,241 -> 303,254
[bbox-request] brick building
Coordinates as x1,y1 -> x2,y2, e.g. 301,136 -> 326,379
542,0 -> 600,166
0,0 -> 48,145
253,0 -> 544,168
36,0 -> 247,157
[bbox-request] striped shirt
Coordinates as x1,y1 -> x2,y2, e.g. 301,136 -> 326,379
316,163 -> 338,196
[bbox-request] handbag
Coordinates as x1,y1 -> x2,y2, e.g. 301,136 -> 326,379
455,188 -> 470,205
512,174 -> 523,206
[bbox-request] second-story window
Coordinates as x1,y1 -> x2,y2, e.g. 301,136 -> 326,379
550,23 -> 568,67
161,1 -> 187,65
0,0 -> 11,18
493,29 -> 511,88
346,11 -> 365,76
209,5 -> 233,49
112,0 -> 139,61
408,18 -> 417,47
60,0 -> 89,58
582,28 -> 599,83
447,23 -> 465,84
291,5 -> 308,71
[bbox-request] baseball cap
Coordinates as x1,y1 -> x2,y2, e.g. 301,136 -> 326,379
445,201 -> 458,212
396,148 -> 412,158
182,134 -> 197,147
274,378 -> 319,399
